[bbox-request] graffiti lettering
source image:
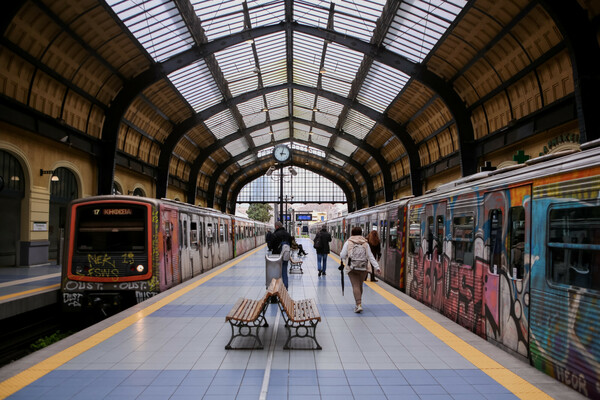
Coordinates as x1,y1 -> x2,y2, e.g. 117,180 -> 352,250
555,365 -> 588,396
122,252 -> 135,264
64,281 -> 103,291
88,253 -> 116,268
63,293 -> 83,307
135,291 -> 157,303
88,267 -> 119,279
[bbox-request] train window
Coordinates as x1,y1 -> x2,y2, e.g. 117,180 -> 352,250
191,221 -> 198,244
508,207 -> 525,279
408,211 -> 421,255
184,219 -> 189,247
488,210 -> 503,274
548,205 -> 600,291
452,215 -> 474,265
427,216 -> 434,255
75,205 -> 147,252
220,224 -> 224,242
207,223 -> 213,244
389,219 -> 397,249
435,216 -> 444,255
380,220 -> 387,248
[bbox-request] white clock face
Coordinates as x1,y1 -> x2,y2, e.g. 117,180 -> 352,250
274,145 -> 290,162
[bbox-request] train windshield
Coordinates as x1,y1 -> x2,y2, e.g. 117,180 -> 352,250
75,204 -> 147,252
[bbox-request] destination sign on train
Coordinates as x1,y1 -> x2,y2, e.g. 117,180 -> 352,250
102,208 -> 133,216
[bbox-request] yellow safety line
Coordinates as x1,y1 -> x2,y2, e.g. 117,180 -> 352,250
0,284 -> 60,302
0,245 -> 265,400
328,254 -> 551,400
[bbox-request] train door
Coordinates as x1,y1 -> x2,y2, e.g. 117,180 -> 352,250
406,205 -> 424,301
423,202 -> 447,311
378,214 -> 386,277
385,206 -> 403,288
483,186 -> 530,358
179,213 -> 193,281
190,214 -> 202,277
206,218 -> 215,269
160,206 -> 179,290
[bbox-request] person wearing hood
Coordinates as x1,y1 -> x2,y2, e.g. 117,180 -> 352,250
340,226 -> 381,313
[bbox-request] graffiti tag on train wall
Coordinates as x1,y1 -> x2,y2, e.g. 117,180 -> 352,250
64,281 -> 155,291
135,291 -> 157,303
554,365 -> 589,397
63,292 -> 83,308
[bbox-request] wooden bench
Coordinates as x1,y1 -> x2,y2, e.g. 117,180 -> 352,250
224,279 -> 277,350
289,251 -> 304,274
272,278 -> 322,350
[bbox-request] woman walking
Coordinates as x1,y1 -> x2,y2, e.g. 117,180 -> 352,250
340,226 -> 380,313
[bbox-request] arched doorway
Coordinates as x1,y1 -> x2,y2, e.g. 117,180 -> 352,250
49,167 -> 78,263
0,150 -> 25,266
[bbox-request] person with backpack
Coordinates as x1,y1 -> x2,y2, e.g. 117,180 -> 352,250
340,226 -> 380,313
271,221 -> 292,289
313,226 -> 332,277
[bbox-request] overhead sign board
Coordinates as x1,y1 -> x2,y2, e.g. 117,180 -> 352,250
296,214 -> 313,221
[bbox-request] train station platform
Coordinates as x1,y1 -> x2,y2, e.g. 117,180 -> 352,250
0,265 -> 61,320
0,239 -> 584,400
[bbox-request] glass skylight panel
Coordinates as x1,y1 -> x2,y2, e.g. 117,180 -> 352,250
255,32 -> 287,87
310,132 -> 330,147
258,147 -> 274,158
251,126 -> 273,147
214,41 -> 258,98
322,43 -> 363,97
333,0 -> 386,42
236,96 -> 265,127
293,33 -> 324,87
246,0 -> 285,27
293,106 -> 313,121
167,60 -> 223,112
204,109 -> 239,139
269,105 -> 289,121
383,0 -> 467,63
191,0 -> 245,41
310,126 -> 332,139
265,89 -> 288,112
315,96 -> 342,128
224,138 -> 249,157
329,155 -> 345,167
237,154 -> 256,168
343,109 -> 375,139
294,90 -> 316,109
294,0 -> 329,29
293,126 -> 310,142
107,0 -> 194,62
357,61 -> 410,113
333,138 -> 358,157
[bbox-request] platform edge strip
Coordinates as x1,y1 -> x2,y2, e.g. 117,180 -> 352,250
366,281 -> 553,400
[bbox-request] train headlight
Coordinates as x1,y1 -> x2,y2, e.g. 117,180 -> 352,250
136,264 -> 145,273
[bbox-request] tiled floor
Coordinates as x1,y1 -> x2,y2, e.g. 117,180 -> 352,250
0,239 -> 585,399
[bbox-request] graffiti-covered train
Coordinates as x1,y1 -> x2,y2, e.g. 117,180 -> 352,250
61,196 -> 268,315
311,141 -> 600,398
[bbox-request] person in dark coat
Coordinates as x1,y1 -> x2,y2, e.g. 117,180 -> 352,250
367,230 -> 381,282
270,221 -> 292,288
266,230 -> 274,251
313,226 -> 332,277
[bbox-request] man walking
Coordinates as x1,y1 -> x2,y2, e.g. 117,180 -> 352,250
313,226 -> 332,277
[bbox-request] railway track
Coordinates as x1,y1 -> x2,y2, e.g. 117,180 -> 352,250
0,305 -> 94,367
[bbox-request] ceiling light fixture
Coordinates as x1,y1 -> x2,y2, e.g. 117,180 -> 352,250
262,107 -> 269,112
319,68 -> 326,74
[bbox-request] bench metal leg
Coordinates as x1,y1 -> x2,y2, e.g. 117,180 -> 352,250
225,309 -> 269,350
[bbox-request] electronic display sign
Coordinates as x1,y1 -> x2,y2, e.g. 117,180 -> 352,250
296,214 -> 313,221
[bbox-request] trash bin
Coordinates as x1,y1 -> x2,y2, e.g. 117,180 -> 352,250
265,253 -> 282,288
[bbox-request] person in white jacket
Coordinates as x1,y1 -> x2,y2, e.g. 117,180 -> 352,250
340,226 -> 381,313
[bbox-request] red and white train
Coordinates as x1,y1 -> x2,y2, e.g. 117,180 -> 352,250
61,196 -> 268,315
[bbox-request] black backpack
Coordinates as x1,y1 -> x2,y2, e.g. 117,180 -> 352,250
313,234 -> 322,249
